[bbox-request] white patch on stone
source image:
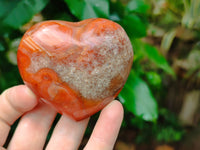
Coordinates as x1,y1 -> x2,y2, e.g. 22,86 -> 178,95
25,27 -> 133,100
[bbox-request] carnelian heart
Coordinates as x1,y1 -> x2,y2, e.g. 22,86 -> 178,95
17,18 -> 133,120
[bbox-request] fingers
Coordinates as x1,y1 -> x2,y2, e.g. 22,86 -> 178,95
0,85 -> 38,146
0,85 -> 123,150
84,100 -> 124,150
7,102 -> 57,150
46,115 -> 89,150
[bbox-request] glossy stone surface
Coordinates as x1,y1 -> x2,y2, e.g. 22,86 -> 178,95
17,18 -> 133,120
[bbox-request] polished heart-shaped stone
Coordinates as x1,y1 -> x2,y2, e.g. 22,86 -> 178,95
17,18 -> 133,120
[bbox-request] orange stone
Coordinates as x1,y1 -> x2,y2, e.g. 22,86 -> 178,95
17,18 -> 133,120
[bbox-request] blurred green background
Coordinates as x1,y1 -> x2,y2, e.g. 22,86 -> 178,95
1,0 -> 200,149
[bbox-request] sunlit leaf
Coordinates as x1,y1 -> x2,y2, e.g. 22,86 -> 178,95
118,70 -> 158,121
64,0 -> 109,20
161,29 -> 176,54
182,0 -> 200,29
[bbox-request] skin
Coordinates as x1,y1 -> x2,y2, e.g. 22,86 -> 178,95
0,85 -> 123,150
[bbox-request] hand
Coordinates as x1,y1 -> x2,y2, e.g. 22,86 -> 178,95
0,85 -> 123,150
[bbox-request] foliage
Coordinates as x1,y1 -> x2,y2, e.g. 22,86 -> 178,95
118,70 -> 158,121
0,0 -> 49,34
1,0 -> 200,145
64,0 -> 109,20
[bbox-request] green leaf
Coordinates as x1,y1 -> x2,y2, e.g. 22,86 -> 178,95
146,71 -> 162,88
64,0 -> 109,20
0,0 -> 19,19
109,0 -> 124,20
118,70 -> 158,121
0,42 -> 5,52
121,14 -> 147,38
161,29 -> 176,53
0,0 -> 49,33
132,39 -> 175,77
156,126 -> 184,142
182,0 -> 200,29
144,43 -> 175,77
125,0 -> 149,14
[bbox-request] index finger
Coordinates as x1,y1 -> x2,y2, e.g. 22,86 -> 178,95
0,85 -> 38,146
